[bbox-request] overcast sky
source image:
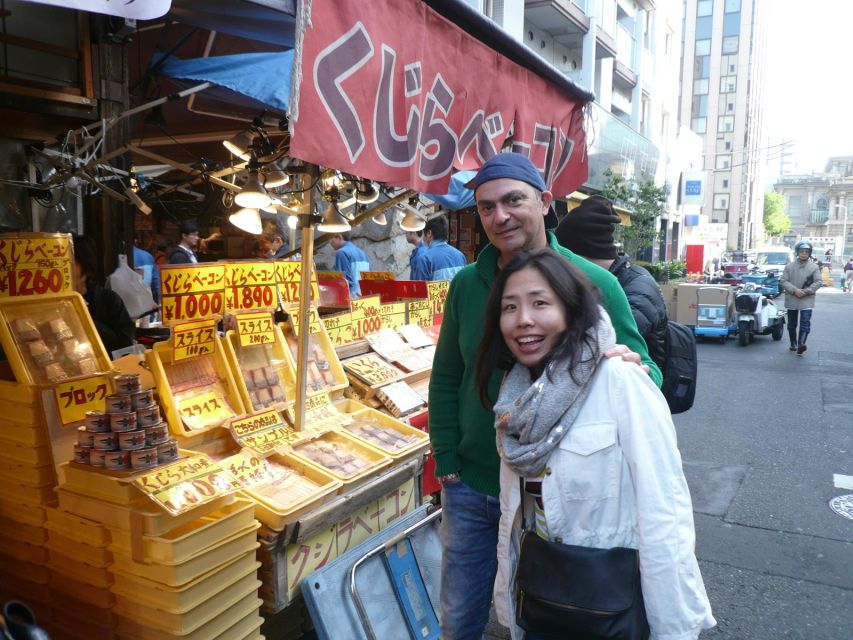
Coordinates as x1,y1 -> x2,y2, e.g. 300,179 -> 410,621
762,0 -> 853,174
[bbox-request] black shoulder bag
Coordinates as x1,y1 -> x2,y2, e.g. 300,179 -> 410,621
514,478 -> 650,639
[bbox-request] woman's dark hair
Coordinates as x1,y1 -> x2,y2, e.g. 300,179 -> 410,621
72,234 -> 98,278
474,248 -> 602,408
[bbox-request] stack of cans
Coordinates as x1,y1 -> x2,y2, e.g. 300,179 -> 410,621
72,374 -> 179,472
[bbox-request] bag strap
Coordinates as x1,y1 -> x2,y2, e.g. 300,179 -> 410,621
519,477 -> 531,533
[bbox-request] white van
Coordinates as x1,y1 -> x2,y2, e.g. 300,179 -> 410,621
753,246 -> 794,273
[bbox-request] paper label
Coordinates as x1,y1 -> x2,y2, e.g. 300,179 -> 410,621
289,305 -> 323,336
342,353 -> 403,386
225,261 -> 278,312
221,451 -> 281,488
427,280 -> 449,317
177,390 -> 235,430
229,409 -> 300,455
276,261 -> 320,304
350,295 -> 383,339
160,264 -> 226,325
172,319 -> 217,361
406,299 -> 432,328
53,375 -> 111,426
134,454 -> 240,516
303,393 -> 351,433
380,301 -> 407,330
360,271 -> 395,281
236,311 -> 276,347
0,235 -> 73,298
322,312 -> 353,346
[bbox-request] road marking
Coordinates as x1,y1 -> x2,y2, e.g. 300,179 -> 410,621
833,474 -> 853,490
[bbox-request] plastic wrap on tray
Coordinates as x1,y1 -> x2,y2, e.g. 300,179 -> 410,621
344,418 -> 422,451
250,460 -> 321,509
237,342 -> 292,410
294,439 -> 373,478
284,332 -> 336,393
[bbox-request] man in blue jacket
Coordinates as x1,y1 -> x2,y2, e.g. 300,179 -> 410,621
330,232 -> 370,297
424,216 -> 466,281
406,229 -> 430,280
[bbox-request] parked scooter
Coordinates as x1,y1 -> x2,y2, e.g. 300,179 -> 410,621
734,278 -> 785,346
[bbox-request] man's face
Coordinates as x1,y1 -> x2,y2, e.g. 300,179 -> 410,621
405,232 -> 420,246
475,178 -> 552,261
797,249 -> 810,262
330,235 -> 344,250
269,235 -> 284,252
423,229 -> 434,246
182,231 -> 199,250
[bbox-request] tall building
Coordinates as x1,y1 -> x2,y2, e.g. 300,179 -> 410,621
678,0 -> 768,251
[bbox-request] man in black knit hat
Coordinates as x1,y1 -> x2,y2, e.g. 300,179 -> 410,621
555,195 -> 668,372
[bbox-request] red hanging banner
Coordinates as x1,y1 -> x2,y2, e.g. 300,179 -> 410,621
290,0 -> 589,197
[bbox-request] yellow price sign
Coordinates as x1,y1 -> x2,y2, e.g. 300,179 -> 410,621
380,302 -> 407,330
225,261 -> 278,312
160,264 -> 226,326
286,525 -> 336,599
342,353 -> 403,386
53,375 -> 112,426
228,409 -> 300,455
350,295 -> 383,339
323,312 -> 353,346
241,426 -> 303,455
177,390 -> 235,431
236,311 -> 276,347
289,304 -> 323,336
134,454 -> 240,516
427,281 -> 449,317
360,271 -> 395,281
172,319 -> 217,361
221,451 -> 281,488
276,261 -> 320,304
407,299 -> 433,328
0,234 -> 74,299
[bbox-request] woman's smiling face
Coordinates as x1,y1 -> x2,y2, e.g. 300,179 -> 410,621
499,266 -> 567,368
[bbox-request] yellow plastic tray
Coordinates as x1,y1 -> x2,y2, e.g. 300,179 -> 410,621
0,419 -> 48,446
0,498 -> 46,527
50,570 -> 115,609
146,335 -> 245,440
111,523 -> 259,586
0,516 -> 48,544
242,452 -> 341,530
0,556 -> 49,584
45,505 -> 110,547
108,499 -> 256,564
110,552 -> 259,613
289,429 -> 392,486
0,378 -> 40,404
116,595 -> 262,640
223,327 -> 295,413
56,487 -> 236,537
0,460 -> 55,486
46,529 -> 113,567
47,550 -> 113,588
53,614 -> 116,640
114,573 -> 260,635
49,588 -> 116,629
336,404 -> 429,460
278,315 -> 349,397
0,438 -> 53,466
0,570 -> 49,600
59,461 -> 143,505
6,481 -> 55,505
0,536 -> 47,564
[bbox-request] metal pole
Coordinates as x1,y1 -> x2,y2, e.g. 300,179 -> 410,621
841,205 -> 849,260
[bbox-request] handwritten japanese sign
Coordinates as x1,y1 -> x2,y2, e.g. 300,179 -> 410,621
301,393 -> 351,433
336,500 -> 380,555
134,454 -> 239,516
229,409 -> 300,455
286,524 -> 336,599
53,375 -> 111,425
275,261 -> 320,304
322,312 -> 353,346
379,301 -> 407,330
350,295 -> 382,339
172,319 -> 217,361
378,477 -> 416,529
225,261 -> 278,312
160,264 -> 225,326
221,451 -> 281,488
177,390 -> 234,431
236,311 -> 276,347
406,299 -> 432,328
0,234 -> 73,298
288,305 -> 323,336
342,353 -> 403,387
427,280 -> 449,318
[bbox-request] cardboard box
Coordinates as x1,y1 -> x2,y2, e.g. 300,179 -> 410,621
675,283 -> 733,326
659,284 -> 677,321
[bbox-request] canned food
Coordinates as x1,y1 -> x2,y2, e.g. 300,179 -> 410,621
77,426 -> 95,448
92,432 -> 118,450
131,447 -> 158,470
105,450 -> 130,470
89,449 -> 107,467
118,430 -> 147,451
73,444 -> 90,465
144,423 -> 169,447
115,374 -> 141,394
136,405 -> 161,428
109,411 -> 137,432
131,388 -> 155,410
85,411 -> 110,433
105,394 -> 133,414
156,440 -> 179,462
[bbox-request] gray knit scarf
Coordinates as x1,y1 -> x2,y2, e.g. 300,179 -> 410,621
493,309 -> 616,477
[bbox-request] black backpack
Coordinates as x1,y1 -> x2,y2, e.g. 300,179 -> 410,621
660,321 -> 697,414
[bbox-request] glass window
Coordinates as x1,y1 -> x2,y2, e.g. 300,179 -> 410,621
725,0 -> 741,12
728,102 -> 734,111
723,36 -> 739,53
718,115 -> 734,132
691,95 -> 708,118
720,76 -> 737,92
692,117 -> 707,134
714,194 -> 729,209
695,16 -> 712,39
697,0 -> 713,17
694,78 -> 709,94
695,39 -> 711,56
723,179 -> 729,188
723,12 -> 740,36
716,155 -> 732,170
694,55 -> 710,78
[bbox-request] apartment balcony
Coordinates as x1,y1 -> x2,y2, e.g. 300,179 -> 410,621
613,24 -> 637,88
809,208 -> 829,225
524,0 -> 589,52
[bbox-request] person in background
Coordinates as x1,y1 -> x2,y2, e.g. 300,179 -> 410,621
267,232 -> 290,259
423,215 -> 466,281
132,241 -> 159,304
168,220 -> 200,264
476,249 -> 714,640
253,237 -> 273,259
781,241 -> 822,355
843,256 -> 853,292
72,235 -> 135,356
154,237 -> 174,267
406,229 -> 430,280
428,152 -> 659,640
555,195 -> 667,373
330,232 -> 370,297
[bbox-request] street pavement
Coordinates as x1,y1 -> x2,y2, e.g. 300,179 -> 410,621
485,278 -> 853,640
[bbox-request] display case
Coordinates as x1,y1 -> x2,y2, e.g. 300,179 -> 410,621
222,326 -> 295,413
278,307 -> 348,398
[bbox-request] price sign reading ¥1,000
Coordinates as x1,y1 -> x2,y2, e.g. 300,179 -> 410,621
172,319 -> 217,361
160,264 -> 226,326
134,454 -> 240,516
350,295 -> 383,340
236,311 -> 276,347
53,375 -> 112,426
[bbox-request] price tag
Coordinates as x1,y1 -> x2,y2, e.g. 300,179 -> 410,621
380,301 -> 407,330
427,280 -> 449,317
160,264 -> 226,326
342,353 -> 403,387
225,261 -> 278,312
229,409 -> 301,455
350,295 -> 383,339
221,451 -> 281,488
53,375 -> 111,426
360,271 -> 395,281
299,392 -> 350,433
236,311 -> 276,347
177,390 -> 235,431
323,312 -> 353,346
407,299 -> 432,328
134,454 -> 240,516
0,235 -> 73,298
289,304 -> 323,336
172,319 -> 217,361
276,261 -> 320,304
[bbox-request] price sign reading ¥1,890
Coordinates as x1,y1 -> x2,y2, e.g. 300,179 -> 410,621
53,375 -> 112,426
160,264 -> 226,326
407,299 -> 432,328
134,454 -> 240,516
0,235 -> 73,298
172,319 -> 217,361
322,312 -> 353,346
275,261 -> 320,304
236,311 -> 276,347
350,295 -> 383,339
225,261 -> 278,312
427,280 -> 449,317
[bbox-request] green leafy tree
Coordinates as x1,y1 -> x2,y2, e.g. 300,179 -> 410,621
600,168 -> 669,260
763,191 -> 791,237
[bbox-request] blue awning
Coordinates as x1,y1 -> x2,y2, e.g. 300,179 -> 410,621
424,171 -> 477,210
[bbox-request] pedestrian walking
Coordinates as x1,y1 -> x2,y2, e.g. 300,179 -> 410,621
330,231 -> 370,297
406,229 -> 430,280
428,152 -> 659,640
475,249 -> 715,640
423,215 -> 466,281
780,241 -> 822,355
844,257 -> 853,292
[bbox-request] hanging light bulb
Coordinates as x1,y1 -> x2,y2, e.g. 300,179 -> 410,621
399,203 -> 425,232
371,210 -> 388,225
263,165 -> 289,189
287,215 -> 298,230
317,202 -> 351,233
355,179 -> 380,204
229,207 -> 263,234
235,170 -> 272,209
124,185 -> 152,215
223,129 -> 257,160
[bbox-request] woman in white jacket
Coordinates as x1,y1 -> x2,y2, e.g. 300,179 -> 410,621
474,249 -> 715,640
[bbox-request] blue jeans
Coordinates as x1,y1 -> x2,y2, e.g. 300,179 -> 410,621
439,480 -> 501,640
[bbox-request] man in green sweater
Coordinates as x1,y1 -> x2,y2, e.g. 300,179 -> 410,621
428,153 -> 661,639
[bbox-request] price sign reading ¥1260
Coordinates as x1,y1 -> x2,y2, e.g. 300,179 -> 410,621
134,454 -> 240,516
236,311 -> 276,347
322,312 -> 353,346
53,374 -> 112,425
225,261 -> 278,312
275,261 -> 320,304
407,299 -> 432,328
0,234 -> 73,298
160,264 -> 225,326
350,295 -> 383,339
427,280 -> 449,317
172,319 -> 217,361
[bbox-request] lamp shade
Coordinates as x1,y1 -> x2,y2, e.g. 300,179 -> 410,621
317,203 -> 351,233
264,167 -> 289,189
371,211 -> 388,225
223,130 -> 256,160
229,207 -> 263,235
399,204 -> 425,232
356,179 -> 380,204
235,171 -> 272,209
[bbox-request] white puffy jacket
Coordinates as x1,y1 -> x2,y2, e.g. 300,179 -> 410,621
494,358 -> 716,640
